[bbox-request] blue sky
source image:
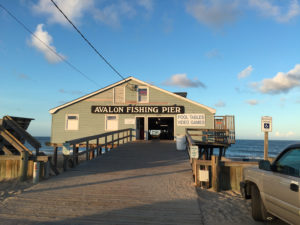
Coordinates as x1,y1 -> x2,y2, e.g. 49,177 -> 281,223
1,0 -> 300,140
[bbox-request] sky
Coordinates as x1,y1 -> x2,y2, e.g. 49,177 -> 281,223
1,0 -> 300,140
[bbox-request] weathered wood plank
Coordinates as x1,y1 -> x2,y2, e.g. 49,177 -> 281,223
0,126 -> 32,155
0,141 -> 202,224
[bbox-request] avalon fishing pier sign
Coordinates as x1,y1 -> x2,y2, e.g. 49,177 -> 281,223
91,105 -> 185,114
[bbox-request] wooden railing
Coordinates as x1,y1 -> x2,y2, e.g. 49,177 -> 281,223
58,128 -> 134,171
3,116 -> 41,155
186,128 -> 234,146
0,116 -> 41,156
0,125 -> 32,155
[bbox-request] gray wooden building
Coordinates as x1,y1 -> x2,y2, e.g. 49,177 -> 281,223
49,76 -> 217,144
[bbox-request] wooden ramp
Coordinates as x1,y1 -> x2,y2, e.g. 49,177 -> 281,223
0,141 -> 202,225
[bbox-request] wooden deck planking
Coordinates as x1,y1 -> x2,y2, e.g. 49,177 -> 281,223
0,141 -> 202,225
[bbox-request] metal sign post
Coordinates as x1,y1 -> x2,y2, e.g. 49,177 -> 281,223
261,116 -> 272,160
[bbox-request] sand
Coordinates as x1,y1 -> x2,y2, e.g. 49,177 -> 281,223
196,188 -> 288,225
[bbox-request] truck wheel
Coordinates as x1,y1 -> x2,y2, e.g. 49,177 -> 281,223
251,185 -> 272,221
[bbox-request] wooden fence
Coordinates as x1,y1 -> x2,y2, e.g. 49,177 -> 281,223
54,128 -> 134,171
191,157 -> 258,192
0,153 -> 52,181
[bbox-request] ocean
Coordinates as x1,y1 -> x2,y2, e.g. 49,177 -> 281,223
26,137 -> 299,159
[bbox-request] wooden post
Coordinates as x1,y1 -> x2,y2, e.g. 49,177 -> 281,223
111,134 -> 114,149
212,155 -> 220,192
75,146 -> 79,164
130,129 -> 132,142
117,132 -> 120,146
90,148 -> 94,160
63,155 -> 67,171
19,151 -> 28,181
86,141 -> 89,161
193,159 -> 198,186
122,131 -> 124,144
127,130 -> 129,142
105,136 -> 107,153
53,147 -> 58,168
44,161 -> 50,179
73,145 -> 77,166
96,138 -> 99,156
218,147 -> 223,161
264,132 -> 268,160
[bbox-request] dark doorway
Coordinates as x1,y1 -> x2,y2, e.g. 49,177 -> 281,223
136,117 -> 145,140
148,117 -> 174,140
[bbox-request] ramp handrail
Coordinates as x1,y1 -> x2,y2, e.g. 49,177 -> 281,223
2,116 -> 41,155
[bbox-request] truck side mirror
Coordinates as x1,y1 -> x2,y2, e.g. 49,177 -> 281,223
259,160 -> 271,171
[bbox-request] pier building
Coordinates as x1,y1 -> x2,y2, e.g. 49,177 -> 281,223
49,76 -> 218,144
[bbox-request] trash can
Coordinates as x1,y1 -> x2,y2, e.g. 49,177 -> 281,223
176,135 -> 186,150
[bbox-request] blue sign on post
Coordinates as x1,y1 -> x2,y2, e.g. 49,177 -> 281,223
261,116 -> 272,132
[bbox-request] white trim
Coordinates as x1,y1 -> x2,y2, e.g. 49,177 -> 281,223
137,86 -> 149,103
65,114 -> 79,131
49,76 -> 216,114
105,114 -> 119,131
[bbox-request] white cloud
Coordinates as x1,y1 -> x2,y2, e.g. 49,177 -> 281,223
246,99 -> 259,105
275,131 -> 295,137
253,64 -> 300,94
162,74 -> 206,88
29,24 -> 65,63
249,0 -> 300,23
93,2 -> 136,28
186,0 -> 240,28
205,49 -> 222,59
93,0 -> 153,28
32,0 -> 94,25
238,65 -> 253,79
215,101 -> 226,107
137,0 -> 153,12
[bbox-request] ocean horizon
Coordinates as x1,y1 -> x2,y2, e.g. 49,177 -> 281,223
26,137 -> 299,159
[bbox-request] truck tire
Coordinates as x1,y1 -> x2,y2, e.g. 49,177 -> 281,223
251,185 -> 271,221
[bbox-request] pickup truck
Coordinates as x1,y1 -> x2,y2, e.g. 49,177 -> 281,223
240,144 -> 300,225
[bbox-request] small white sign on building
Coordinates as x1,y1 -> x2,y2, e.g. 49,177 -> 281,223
261,116 -> 272,132
190,146 -> 199,159
177,114 -> 205,126
124,118 -> 135,125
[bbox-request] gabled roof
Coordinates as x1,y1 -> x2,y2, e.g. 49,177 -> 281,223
49,76 -> 216,114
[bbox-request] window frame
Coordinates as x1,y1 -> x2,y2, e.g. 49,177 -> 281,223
65,114 -> 79,131
105,114 -> 119,131
273,148 -> 300,178
137,86 -> 149,103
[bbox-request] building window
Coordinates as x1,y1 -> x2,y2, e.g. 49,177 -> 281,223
105,115 -> 118,131
137,87 -> 149,103
65,114 -> 79,130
